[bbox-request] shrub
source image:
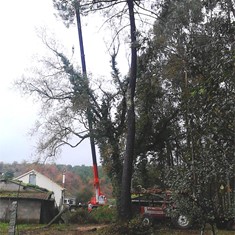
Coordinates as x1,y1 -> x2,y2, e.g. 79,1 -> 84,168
67,205 -> 117,224
68,208 -> 96,224
90,205 -> 117,223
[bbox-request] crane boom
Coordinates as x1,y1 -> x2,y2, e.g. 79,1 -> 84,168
75,2 -> 106,210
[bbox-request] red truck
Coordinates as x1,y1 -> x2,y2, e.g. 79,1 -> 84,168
132,189 -> 235,230
131,189 -> 192,229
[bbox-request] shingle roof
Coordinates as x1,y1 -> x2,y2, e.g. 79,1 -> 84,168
0,191 -> 53,200
0,179 -> 54,201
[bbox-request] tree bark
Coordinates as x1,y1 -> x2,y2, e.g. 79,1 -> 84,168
119,0 -> 137,220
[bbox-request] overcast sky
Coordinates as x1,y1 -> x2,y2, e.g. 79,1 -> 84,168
0,0 -> 128,166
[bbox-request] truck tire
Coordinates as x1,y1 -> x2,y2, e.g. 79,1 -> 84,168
142,214 -> 153,227
172,214 -> 192,229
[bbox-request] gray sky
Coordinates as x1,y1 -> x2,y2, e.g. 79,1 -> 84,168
0,0 -> 128,166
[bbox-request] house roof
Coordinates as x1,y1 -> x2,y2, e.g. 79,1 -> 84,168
0,191 -> 53,200
1,178 -> 49,192
0,179 -> 54,201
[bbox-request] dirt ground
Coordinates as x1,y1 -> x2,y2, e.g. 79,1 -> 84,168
13,224 -> 107,235
3,224 -> 235,235
17,225 -> 235,235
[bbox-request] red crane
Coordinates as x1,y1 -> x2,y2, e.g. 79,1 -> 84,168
75,2 -> 106,210
88,160 -> 107,211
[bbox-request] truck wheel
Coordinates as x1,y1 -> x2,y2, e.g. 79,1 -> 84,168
142,215 -> 153,227
173,214 -> 192,229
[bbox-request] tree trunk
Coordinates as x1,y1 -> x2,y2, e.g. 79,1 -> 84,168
119,0 -> 137,220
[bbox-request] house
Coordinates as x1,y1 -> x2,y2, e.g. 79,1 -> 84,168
15,169 -> 64,208
0,178 -> 57,223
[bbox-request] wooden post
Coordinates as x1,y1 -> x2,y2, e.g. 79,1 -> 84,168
8,201 -> 17,235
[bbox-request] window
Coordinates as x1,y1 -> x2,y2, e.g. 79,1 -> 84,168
29,172 -> 36,185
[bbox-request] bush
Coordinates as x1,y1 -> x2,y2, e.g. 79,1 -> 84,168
68,208 -> 96,224
67,205 -> 117,224
90,205 -> 117,223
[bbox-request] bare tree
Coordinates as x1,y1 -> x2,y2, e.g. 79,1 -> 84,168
17,0 -> 156,219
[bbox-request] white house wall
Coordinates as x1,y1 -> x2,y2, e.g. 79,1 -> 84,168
15,171 -> 63,207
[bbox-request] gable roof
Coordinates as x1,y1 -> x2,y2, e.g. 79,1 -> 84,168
0,178 -> 49,192
0,179 -> 54,201
15,169 -> 64,190
0,191 -> 53,200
